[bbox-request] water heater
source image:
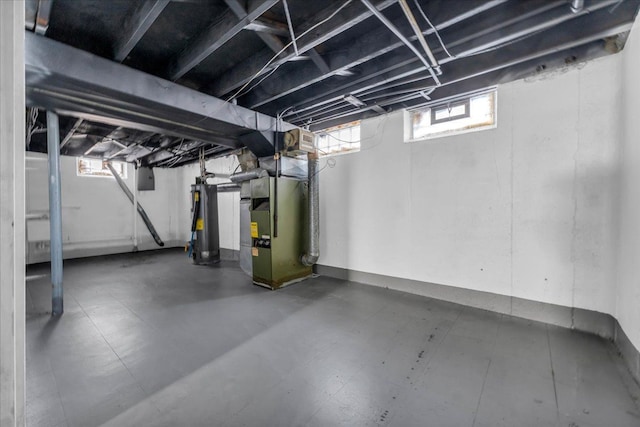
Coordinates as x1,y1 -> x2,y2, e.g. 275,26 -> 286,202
188,183 -> 220,265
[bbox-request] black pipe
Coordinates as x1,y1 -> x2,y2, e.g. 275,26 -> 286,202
106,162 -> 165,247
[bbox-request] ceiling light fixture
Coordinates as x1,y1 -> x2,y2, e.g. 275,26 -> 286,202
344,94 -> 366,107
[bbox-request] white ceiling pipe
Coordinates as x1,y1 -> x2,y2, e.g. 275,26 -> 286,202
397,0 -> 440,70
359,0 -> 441,85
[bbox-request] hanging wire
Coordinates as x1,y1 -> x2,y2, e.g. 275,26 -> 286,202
412,0 -> 454,58
26,108 -> 46,148
233,63 -> 284,100
146,0 -> 353,147
227,0 -> 353,103
125,0 -> 355,167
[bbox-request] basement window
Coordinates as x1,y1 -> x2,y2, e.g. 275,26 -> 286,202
77,157 -> 127,179
409,89 -> 497,140
316,121 -> 361,156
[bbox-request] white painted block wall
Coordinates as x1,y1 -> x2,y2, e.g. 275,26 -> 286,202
318,54 -> 621,317
26,154 -> 185,262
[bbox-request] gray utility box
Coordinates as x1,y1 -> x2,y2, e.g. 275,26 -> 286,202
137,167 -> 155,191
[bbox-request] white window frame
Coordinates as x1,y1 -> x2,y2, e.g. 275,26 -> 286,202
315,120 -> 361,157
406,88 -> 497,142
76,157 -> 127,179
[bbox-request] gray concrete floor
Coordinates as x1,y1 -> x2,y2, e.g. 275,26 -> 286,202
26,249 -> 640,427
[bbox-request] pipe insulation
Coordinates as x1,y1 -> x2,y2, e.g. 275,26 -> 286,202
301,156 -> 319,266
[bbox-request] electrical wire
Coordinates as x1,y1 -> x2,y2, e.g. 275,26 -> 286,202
412,0 -> 454,58
233,63 -> 284,99
26,108 -> 46,148
121,0 -> 354,166
226,0 -> 353,104
314,156 -> 336,177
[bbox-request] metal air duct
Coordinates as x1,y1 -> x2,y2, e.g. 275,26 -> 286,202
301,156 -> 319,266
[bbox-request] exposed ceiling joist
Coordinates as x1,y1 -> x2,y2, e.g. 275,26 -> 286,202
223,0 -> 286,54
225,0 -> 333,77
169,0 -> 279,80
244,18 -> 289,36
208,0 -> 399,98
34,0 -> 53,35
23,0 -> 640,166
25,0 -> 38,31
113,0 -> 170,62
307,19 -> 634,130
59,118 -> 83,149
306,48 -> 332,75
275,0 -> 633,121
243,0 -> 514,109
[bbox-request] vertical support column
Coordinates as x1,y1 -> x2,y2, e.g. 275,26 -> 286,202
0,1 -> 26,425
132,164 -> 138,250
47,111 -> 63,316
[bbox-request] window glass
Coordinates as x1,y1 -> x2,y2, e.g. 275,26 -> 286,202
411,90 -> 497,140
316,120 -> 361,156
77,158 -> 127,178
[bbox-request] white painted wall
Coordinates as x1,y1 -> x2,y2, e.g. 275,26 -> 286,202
0,2 -> 26,425
617,22 -> 640,352
26,153 -> 185,262
318,53 -> 622,317
25,149 -> 243,263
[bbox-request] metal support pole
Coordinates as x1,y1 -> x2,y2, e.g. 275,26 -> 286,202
47,111 -> 64,316
132,163 -> 138,251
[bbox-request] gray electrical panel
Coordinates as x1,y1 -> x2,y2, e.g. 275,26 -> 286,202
137,167 -> 155,191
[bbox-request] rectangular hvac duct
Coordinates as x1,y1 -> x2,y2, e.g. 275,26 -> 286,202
24,31 -> 296,155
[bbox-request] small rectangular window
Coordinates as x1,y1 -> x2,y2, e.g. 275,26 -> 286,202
77,157 -> 127,178
410,89 -> 496,140
431,99 -> 470,124
316,120 -> 360,156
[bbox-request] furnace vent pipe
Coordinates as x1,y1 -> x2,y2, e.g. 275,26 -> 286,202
230,168 -> 268,183
217,183 -> 241,192
301,156 -> 319,267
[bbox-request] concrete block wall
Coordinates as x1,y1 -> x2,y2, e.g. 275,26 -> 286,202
317,54 -> 621,319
